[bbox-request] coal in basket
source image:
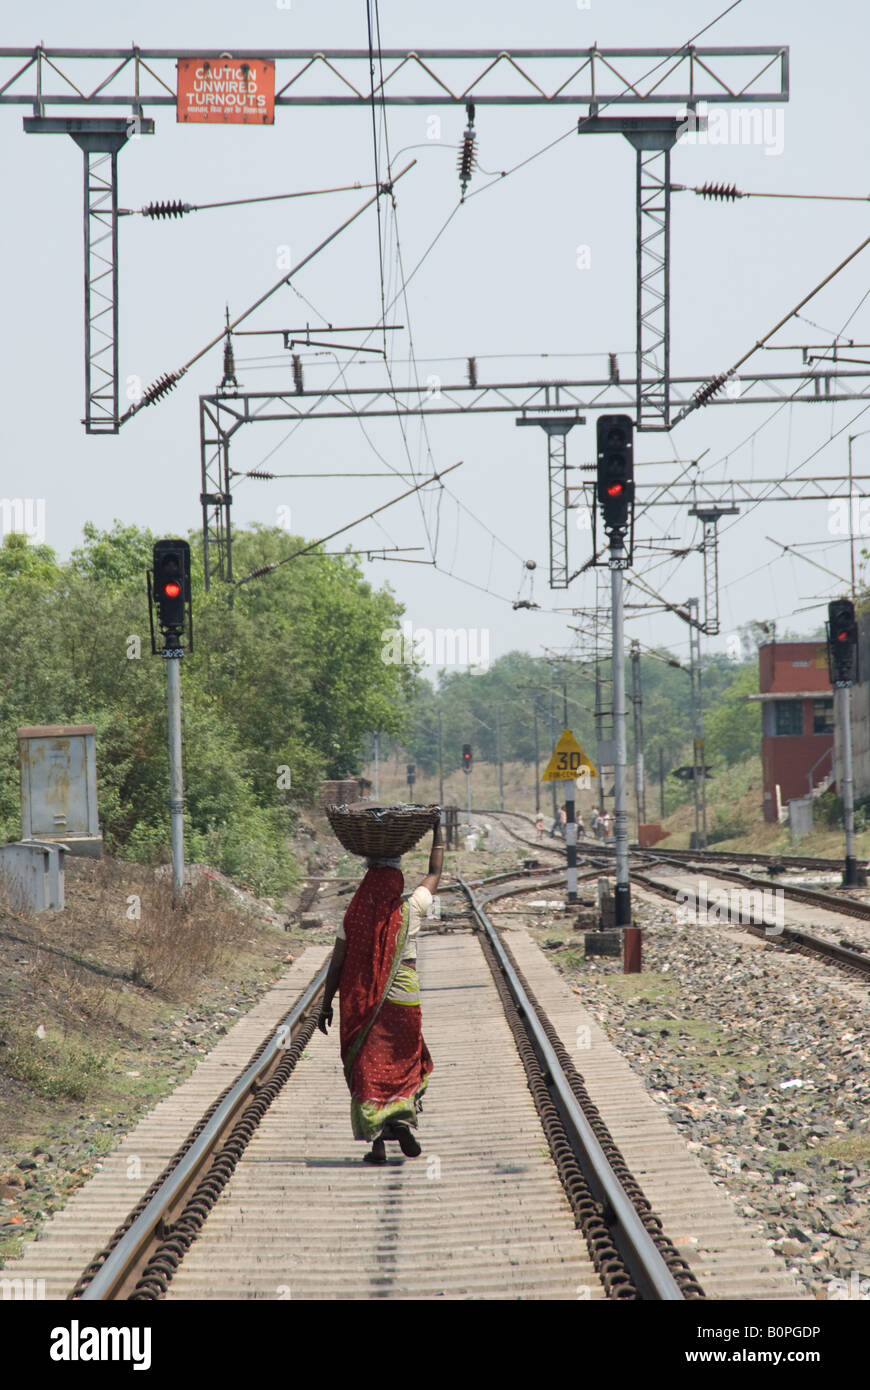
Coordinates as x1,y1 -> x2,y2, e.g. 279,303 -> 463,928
325,803 -> 441,859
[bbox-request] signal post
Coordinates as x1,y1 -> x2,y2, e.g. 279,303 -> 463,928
148,539 -> 193,897
596,416 -> 641,971
827,599 -> 859,887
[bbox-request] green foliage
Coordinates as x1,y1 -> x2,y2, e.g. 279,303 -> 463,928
0,525 -> 408,896
0,532 -> 59,590
392,646 -> 764,802
707,805 -> 751,844
70,519 -> 156,586
0,1022 -> 109,1100
704,662 -> 760,765
816,791 -> 870,832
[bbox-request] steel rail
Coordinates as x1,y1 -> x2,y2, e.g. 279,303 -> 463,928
481,810 -> 870,976
456,874 -> 684,1301
631,869 -> 870,977
638,853 -> 870,921
641,845 -> 844,873
480,808 -> 852,875
79,961 -> 328,1300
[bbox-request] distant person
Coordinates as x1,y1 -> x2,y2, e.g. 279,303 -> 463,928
595,810 -> 606,842
576,813 -> 585,837
535,813 -> 545,840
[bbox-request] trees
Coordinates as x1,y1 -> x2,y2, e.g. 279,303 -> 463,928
0,524 -> 411,895
387,643 -> 764,790
704,663 -> 761,765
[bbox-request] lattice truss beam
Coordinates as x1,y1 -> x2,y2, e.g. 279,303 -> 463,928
566,475 -> 870,507
200,365 -> 870,586
6,44 -> 787,434
206,368 -> 870,426
0,46 -> 789,110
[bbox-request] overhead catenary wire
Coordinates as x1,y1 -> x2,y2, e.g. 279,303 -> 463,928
764,538 -> 850,590
240,2 -> 743,540
118,161 -> 416,425
688,282 -> 870,512
317,2 -> 754,603
222,0 -> 750,621
234,460 -> 463,589
459,0 -> 747,207
675,230 -> 870,421
296,0 -> 751,404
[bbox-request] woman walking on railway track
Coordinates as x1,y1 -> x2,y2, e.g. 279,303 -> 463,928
317,822 -> 443,1164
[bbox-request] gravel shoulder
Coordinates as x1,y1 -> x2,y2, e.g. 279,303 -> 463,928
510,884 -> 870,1300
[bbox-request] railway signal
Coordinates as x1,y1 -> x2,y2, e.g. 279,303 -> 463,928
149,539 -> 193,653
147,538 -> 194,898
596,414 -> 634,554
827,598 -> 860,886
827,598 -> 858,687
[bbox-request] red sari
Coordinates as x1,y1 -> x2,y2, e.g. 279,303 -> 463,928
338,866 -> 433,1141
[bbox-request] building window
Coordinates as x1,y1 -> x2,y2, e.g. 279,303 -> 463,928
774,701 -> 804,736
812,699 -> 834,735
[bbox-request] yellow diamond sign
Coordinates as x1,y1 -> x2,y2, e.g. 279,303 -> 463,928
541,728 -> 599,783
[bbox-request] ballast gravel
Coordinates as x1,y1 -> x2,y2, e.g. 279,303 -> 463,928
563,900 -> 869,1300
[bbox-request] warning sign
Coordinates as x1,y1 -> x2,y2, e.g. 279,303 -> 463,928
541,728 -> 599,783
176,58 -> 275,124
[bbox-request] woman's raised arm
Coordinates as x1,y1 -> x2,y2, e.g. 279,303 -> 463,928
418,820 -> 444,896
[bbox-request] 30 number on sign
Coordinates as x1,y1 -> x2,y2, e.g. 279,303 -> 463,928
556,751 -> 583,772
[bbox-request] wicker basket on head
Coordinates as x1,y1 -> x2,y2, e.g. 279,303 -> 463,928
325,803 -> 440,859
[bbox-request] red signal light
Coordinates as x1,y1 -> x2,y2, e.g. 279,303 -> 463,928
163,581 -> 182,599
606,482 -> 624,497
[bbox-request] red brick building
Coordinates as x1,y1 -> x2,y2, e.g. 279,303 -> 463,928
752,641 -> 834,822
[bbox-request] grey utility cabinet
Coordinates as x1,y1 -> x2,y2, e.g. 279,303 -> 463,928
17,724 -> 103,857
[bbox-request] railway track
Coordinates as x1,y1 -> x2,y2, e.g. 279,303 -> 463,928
479,810 -> 870,980
0,856 -> 805,1301
477,806 -> 854,874
455,875 -> 697,1300
5,858 -> 803,1301
59,866 -> 698,1301
70,965 -> 327,1300
630,869 -> 870,981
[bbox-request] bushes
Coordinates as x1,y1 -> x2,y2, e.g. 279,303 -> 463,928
707,806 -> 750,845
1,1024 -> 109,1100
815,791 -> 870,832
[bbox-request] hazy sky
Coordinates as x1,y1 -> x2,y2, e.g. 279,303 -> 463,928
3,0 -> 870,681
